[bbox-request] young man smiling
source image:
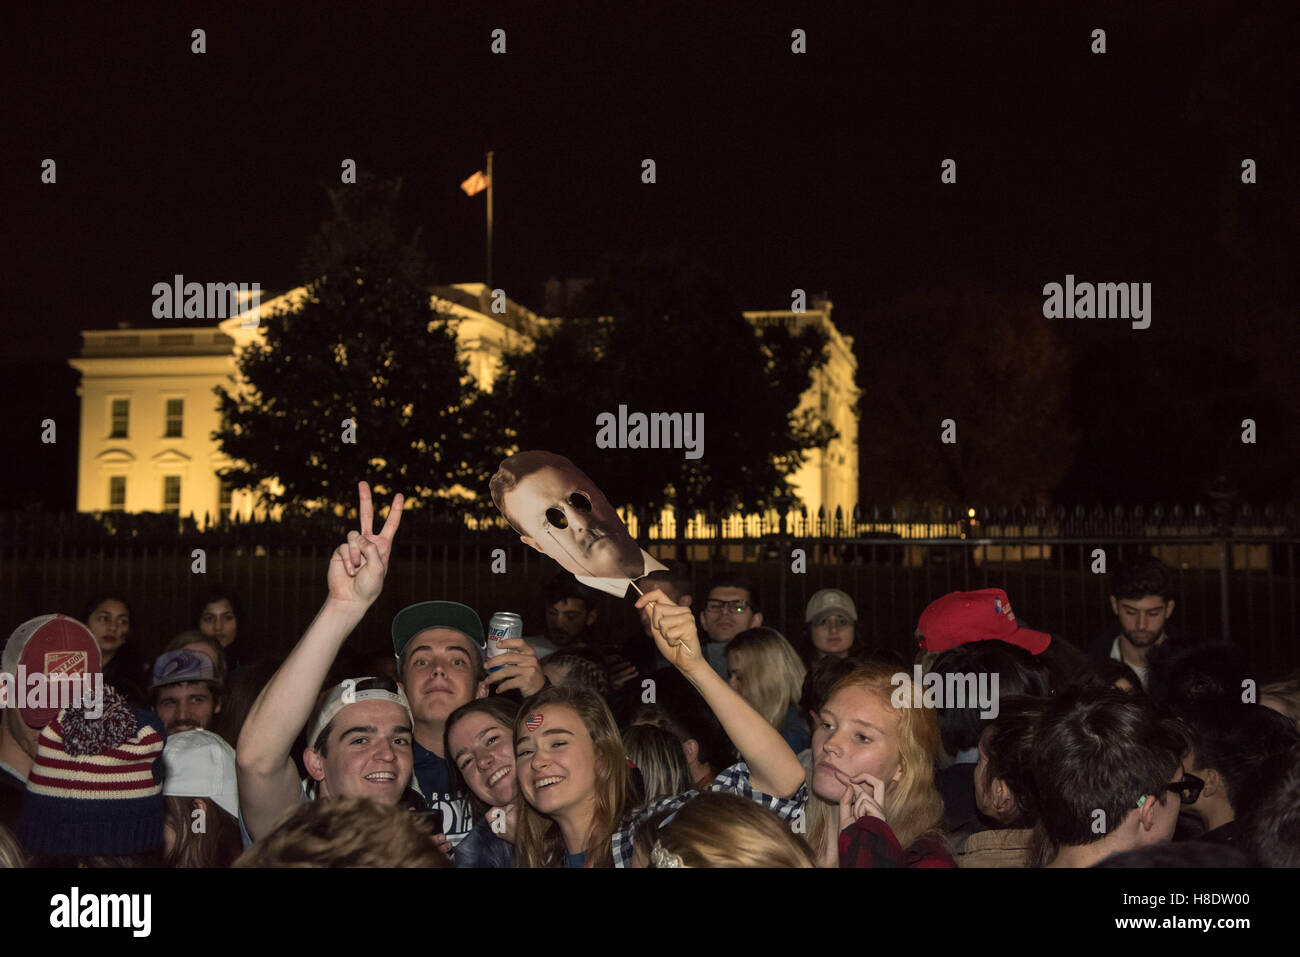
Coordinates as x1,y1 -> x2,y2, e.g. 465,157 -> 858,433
149,649 -> 222,735
236,482 -> 418,843
392,594 -> 547,849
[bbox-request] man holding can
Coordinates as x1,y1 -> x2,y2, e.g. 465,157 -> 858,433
392,601 -> 545,848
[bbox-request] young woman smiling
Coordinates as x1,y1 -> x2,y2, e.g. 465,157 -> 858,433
512,589 -> 808,867
445,697 -> 520,868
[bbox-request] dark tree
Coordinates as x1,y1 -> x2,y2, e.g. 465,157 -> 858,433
213,177 -> 479,513
857,287 -> 1075,505
477,251 -> 836,523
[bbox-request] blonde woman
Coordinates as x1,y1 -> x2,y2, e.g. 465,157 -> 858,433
727,627 -> 809,753
805,661 -> 954,868
645,792 -> 816,867
622,723 -> 692,802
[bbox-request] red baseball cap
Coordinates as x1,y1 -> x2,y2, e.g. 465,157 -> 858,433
2,614 -> 102,728
916,588 -> 1051,655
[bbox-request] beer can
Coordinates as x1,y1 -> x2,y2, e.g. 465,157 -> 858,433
486,612 -> 523,673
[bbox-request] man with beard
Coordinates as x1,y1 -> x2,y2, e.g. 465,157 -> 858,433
150,649 -> 222,734
1090,557 -> 1178,691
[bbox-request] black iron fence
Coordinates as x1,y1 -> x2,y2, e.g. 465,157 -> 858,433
2,503 -> 1297,680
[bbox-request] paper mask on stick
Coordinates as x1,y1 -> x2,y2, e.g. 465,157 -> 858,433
489,450 -> 666,597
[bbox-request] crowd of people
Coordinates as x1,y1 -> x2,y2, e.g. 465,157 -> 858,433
2,481 -> 1298,869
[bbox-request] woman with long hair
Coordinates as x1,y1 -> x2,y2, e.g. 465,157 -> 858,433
511,589 -> 807,867
445,697 -> 520,868
621,723 -> 692,802
193,586 -> 248,672
803,661 -> 954,867
161,729 -> 243,867
80,593 -> 147,705
726,627 -> 809,753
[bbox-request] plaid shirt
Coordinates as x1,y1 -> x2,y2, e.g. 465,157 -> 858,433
608,761 -> 808,868
838,815 -> 955,868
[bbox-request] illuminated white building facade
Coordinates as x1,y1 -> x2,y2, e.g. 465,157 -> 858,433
69,285 -> 858,523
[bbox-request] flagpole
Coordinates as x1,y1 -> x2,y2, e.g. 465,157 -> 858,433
486,150 -> 494,289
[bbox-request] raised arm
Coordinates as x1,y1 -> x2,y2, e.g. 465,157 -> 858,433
236,482 -> 404,839
635,589 -> 806,799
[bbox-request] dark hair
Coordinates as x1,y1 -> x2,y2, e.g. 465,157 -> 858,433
1093,840 -> 1254,868
1147,642 -> 1251,717
1034,636 -> 1091,695
398,628 -> 485,686
799,653 -> 860,716
631,693 -> 732,779
192,586 -> 245,632
929,640 -> 1050,754
702,574 -> 761,615
794,622 -> 884,671
1180,701 -> 1300,813
640,561 -> 694,600
541,647 -> 611,700
542,570 -> 598,610
1110,556 -> 1176,602
979,696 -> 1044,829
444,696 -> 520,818
1031,686 -> 1189,849
1076,657 -> 1145,694
212,655 -> 279,750
1236,744 -> 1300,867
630,704 -> 691,742
163,796 -> 242,867
80,593 -> 134,627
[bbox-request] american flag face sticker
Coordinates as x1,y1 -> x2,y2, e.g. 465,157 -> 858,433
525,712 -> 543,732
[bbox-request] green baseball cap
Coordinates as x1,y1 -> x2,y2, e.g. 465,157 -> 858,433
391,601 -> 486,659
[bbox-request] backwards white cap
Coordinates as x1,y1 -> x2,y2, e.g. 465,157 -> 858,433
307,677 -> 413,751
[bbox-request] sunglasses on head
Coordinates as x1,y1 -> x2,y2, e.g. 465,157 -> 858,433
545,492 -> 592,528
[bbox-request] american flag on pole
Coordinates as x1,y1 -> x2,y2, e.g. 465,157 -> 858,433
460,170 -> 489,196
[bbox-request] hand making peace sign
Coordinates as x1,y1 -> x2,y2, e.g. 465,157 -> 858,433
327,481 -> 406,606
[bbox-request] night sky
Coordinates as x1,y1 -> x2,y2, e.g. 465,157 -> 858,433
4,1 -> 1296,509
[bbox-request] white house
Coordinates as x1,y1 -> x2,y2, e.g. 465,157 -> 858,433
69,284 -> 858,524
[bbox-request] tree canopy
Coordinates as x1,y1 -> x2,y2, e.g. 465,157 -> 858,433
476,251 -> 837,519
213,178 -> 479,513
856,287 -> 1075,506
